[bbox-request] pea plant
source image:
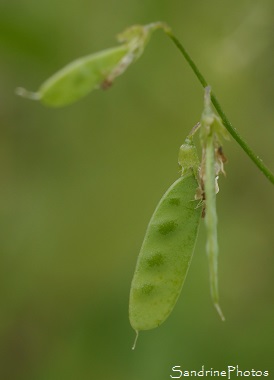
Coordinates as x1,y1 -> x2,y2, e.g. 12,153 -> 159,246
16,22 -> 274,349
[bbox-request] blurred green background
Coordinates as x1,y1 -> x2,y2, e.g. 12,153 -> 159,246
1,0 -> 274,379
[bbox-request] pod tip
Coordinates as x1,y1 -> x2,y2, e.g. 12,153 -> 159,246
214,303 -> 225,322
15,87 -> 40,101
131,330 -> 139,350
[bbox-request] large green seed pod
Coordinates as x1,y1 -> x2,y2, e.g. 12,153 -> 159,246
129,169 -> 201,334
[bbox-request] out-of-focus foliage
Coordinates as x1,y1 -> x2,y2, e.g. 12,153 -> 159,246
0,1 -> 274,379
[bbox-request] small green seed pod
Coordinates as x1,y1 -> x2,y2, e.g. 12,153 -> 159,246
16,22 -> 168,108
129,169 -> 201,336
16,45 -> 129,107
199,86 -> 227,321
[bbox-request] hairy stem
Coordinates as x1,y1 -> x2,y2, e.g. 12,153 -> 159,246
165,31 -> 274,185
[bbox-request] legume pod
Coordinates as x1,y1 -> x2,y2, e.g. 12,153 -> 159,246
129,168 -> 201,334
16,22 -> 168,107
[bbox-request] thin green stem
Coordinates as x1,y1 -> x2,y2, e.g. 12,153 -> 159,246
165,31 -> 274,185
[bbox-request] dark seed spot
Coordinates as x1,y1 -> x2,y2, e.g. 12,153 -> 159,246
158,220 -> 178,235
146,253 -> 164,268
169,197 -> 180,206
141,284 -> 154,295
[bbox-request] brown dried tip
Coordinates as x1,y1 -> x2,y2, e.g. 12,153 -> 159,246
217,146 -> 227,163
101,79 -> 113,90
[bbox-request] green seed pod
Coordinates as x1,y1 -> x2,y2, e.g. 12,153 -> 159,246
129,169 -> 201,338
199,86 -> 227,321
204,131 -> 225,321
16,45 -> 130,107
16,22 -> 168,107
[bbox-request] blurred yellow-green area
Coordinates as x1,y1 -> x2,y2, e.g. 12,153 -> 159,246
1,1 -> 274,379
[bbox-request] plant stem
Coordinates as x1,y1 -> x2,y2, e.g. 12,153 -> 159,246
165,31 -> 274,185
